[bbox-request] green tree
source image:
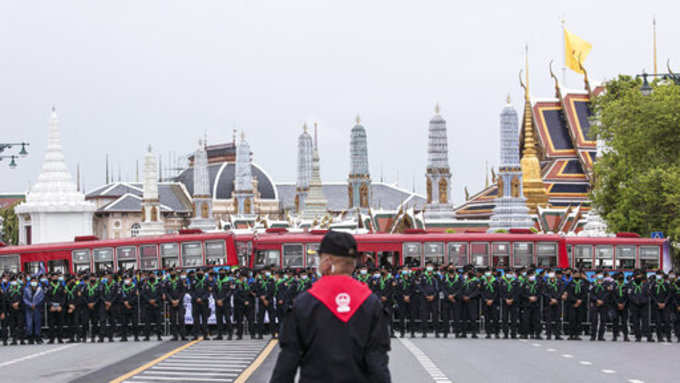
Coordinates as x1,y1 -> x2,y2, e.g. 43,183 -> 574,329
0,203 -> 19,245
591,76 -> 680,265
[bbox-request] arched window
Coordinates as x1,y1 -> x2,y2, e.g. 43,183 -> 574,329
130,223 -> 141,237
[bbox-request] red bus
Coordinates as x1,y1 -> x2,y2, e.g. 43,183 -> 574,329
564,235 -> 669,273
0,231 -> 238,274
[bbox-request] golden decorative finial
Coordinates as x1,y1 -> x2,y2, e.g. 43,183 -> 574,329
524,44 -> 529,101
303,122 -> 308,133
240,130 -> 245,141
434,103 -> 440,114
653,16 -> 658,76
355,114 -> 361,124
578,57 -> 593,99
549,60 -> 562,100
506,93 -> 511,104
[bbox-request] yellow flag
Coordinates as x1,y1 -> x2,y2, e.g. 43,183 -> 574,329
564,28 -> 592,74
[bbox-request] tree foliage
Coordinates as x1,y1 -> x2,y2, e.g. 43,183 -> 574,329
591,76 -> 680,248
0,203 -> 19,245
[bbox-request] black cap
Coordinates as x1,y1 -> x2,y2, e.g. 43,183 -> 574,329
319,231 -> 358,258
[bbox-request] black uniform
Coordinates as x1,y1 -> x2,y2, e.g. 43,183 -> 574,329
63,280 -> 80,342
256,276 -> 276,338
672,279 -> 680,342
542,278 -> 563,339
481,276 -> 499,338
80,281 -> 100,342
440,273 -> 461,338
119,282 -> 140,341
141,279 -> 163,340
165,276 -> 187,340
6,283 -> 24,344
213,276 -> 234,339
45,281 -> 66,342
520,278 -> 542,339
190,275 -> 211,339
419,272 -> 440,337
460,276 -> 481,337
234,279 -> 256,339
275,277 -> 294,336
611,280 -> 629,341
589,280 -> 611,341
375,275 -> 395,337
0,286 -> 7,345
270,275 -> 391,383
97,280 -> 119,341
649,278 -> 672,341
628,279 -> 651,341
566,278 -> 588,339
499,276 -> 521,338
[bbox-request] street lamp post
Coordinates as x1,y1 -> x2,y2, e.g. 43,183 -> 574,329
636,68 -> 680,95
0,142 -> 29,168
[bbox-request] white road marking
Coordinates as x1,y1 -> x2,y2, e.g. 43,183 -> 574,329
546,348 -> 557,352
561,354 -> 574,358
628,379 -> 645,383
531,343 -> 541,347
143,371 -> 238,377
579,361 -> 592,366
399,338 -> 453,383
0,344 -> 78,367
601,369 -> 616,374
519,339 -> 528,342
129,377 -> 231,382
157,364 -> 247,369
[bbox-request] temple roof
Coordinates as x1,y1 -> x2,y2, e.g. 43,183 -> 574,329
86,182 -> 192,213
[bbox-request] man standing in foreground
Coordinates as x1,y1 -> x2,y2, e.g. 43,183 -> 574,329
270,231 -> 391,383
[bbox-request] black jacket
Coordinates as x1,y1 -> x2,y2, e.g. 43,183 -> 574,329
270,275 -> 390,383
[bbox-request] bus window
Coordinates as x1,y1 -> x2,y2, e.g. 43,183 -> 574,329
513,242 -> 533,268
595,245 -> 614,269
160,243 -> 179,269
283,244 -> 304,268
182,242 -> 203,267
93,248 -> 114,272
492,242 -> 510,268
448,243 -> 468,267
140,245 -> 158,270
205,240 -> 226,265
403,242 -> 422,268
424,242 -> 445,266
117,246 -> 137,272
255,250 -> 280,269
567,245 -> 573,268
306,243 -> 320,268
574,245 -> 593,269
24,262 -> 42,274
48,260 -> 69,273
72,249 -> 91,273
0,255 -> 20,273
236,241 -> 252,267
615,245 -> 635,269
537,242 -> 558,268
470,242 -> 489,268
640,246 -> 660,270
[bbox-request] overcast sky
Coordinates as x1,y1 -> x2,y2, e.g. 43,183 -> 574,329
0,1 -> 673,205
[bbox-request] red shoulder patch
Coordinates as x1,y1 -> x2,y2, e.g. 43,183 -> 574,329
308,275 -> 372,323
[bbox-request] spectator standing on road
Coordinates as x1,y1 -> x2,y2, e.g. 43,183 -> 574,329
23,277 -> 44,344
270,231 -> 391,383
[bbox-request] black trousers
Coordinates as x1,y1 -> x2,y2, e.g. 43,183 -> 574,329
215,303 -> 232,336
590,305 -> 608,339
420,298 -> 439,334
567,305 -> 585,336
256,300 -> 275,336
521,305 -> 541,336
168,305 -> 186,337
98,306 -> 117,340
462,300 -> 479,335
144,306 -> 162,337
613,307 -> 629,338
482,302 -> 499,335
119,306 -> 138,339
629,303 -> 650,340
502,303 -> 519,336
652,306 -> 672,340
192,302 -> 209,337
441,300 -> 458,335
80,307 -> 99,340
543,303 -> 561,337
276,303 -> 288,335
47,308 -> 64,340
235,303 -> 254,337
8,308 -> 24,341
397,300 -> 417,335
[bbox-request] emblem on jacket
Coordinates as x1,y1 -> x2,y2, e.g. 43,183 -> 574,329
336,292 -> 351,313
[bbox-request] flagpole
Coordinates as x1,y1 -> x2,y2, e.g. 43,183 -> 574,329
561,17 -> 567,86
653,16 -> 658,76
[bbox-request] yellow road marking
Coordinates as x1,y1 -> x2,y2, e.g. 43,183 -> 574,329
234,339 -> 278,383
109,338 -> 202,383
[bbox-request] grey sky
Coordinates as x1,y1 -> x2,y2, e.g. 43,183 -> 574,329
0,0 -> 672,206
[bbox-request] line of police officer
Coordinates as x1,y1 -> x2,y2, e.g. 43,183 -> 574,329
0,266 -> 316,345
358,262 -> 680,343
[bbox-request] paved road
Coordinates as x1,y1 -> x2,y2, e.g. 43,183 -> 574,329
2,335 -> 676,382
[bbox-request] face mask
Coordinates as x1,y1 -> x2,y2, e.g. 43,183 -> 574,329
265,272 -> 271,277
401,270 -> 408,275
374,273 -> 381,278
669,274 -> 675,279
26,276 -> 31,281
30,281 -> 38,287
596,275 -> 603,280
360,270 -> 367,275
180,275 -> 186,279
528,276 -> 536,282
522,272 -> 527,277
462,274 -> 468,280
548,273 -> 555,279
101,278 -> 108,284
58,276 -> 64,282
10,281 -> 17,286
426,267 -> 433,272
40,278 -> 48,283
484,272 -> 491,277
124,279 -> 131,285
301,275 -> 308,280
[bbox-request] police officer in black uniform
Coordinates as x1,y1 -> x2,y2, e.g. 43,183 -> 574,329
45,272 -> 66,343
542,269 -> 563,340
190,268 -> 211,340
213,268 -> 233,340
256,268 -> 276,339
520,269 -> 542,339
235,270 -> 255,340
419,261 -> 439,338
460,267 -> 481,338
611,272 -> 630,342
566,270 -> 588,340
165,269 -> 188,341
6,277 -> 24,345
81,274 -> 100,343
628,270 -> 652,342
119,274 -> 140,342
481,268 -> 499,339
649,270 -> 671,342
63,275 -> 80,342
500,269 -> 520,339
441,266 -> 460,339
141,272 -> 163,341
98,272 -> 119,342
275,270 -> 294,338
589,270 -> 610,341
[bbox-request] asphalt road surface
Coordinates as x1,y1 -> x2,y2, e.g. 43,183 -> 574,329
3,335 -> 676,382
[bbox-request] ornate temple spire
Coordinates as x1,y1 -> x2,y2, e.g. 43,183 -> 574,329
139,145 -> 164,236
143,145 -> 159,201
424,104 -> 454,220
302,123 -> 328,220
189,138 -> 216,230
348,115 -> 371,211
235,131 -> 253,192
519,46 -> 549,213
296,123 -> 313,191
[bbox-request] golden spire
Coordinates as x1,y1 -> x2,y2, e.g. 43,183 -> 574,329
355,114 -> 361,124
519,44 -> 548,213
435,103 -> 440,114
653,17 -> 658,76
485,161 -> 489,188
303,122 -> 308,133
506,93 -> 511,104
